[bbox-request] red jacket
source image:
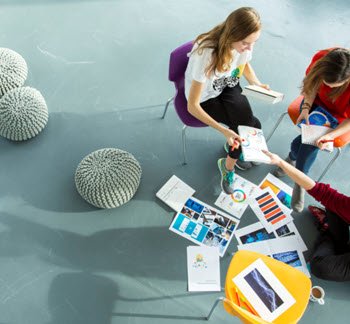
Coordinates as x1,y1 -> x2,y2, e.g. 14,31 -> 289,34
306,49 -> 350,123
307,182 -> 350,224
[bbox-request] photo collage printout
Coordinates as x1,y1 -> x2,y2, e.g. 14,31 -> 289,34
169,197 -> 240,257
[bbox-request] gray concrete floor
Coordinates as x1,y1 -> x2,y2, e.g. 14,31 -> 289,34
0,0 -> 349,323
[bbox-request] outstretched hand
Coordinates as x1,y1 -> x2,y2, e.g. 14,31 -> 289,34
262,150 -> 282,165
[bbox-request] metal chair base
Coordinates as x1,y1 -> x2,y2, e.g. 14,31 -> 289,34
161,96 -> 174,119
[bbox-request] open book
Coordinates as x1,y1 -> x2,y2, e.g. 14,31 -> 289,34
238,126 -> 271,163
242,85 -> 284,104
301,124 -> 333,152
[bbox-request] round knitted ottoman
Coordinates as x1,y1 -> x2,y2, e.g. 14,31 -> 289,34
75,148 -> 142,208
0,48 -> 28,97
0,87 -> 48,141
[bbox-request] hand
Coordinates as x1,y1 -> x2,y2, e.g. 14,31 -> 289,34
296,109 -> 310,125
257,83 -> 270,90
316,134 -> 334,150
222,129 -> 241,149
262,150 -> 281,165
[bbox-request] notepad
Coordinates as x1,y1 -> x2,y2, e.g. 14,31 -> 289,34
238,126 -> 271,163
301,124 -> 333,152
242,85 -> 284,104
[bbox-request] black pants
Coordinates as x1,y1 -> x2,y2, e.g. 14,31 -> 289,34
310,210 -> 350,281
201,84 -> 261,159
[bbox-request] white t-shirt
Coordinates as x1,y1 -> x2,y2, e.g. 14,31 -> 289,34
185,44 -> 252,103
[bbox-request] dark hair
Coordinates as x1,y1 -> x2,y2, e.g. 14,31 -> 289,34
194,7 -> 261,75
302,48 -> 350,101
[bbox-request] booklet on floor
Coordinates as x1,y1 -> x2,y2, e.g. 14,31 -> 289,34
187,246 -> 221,292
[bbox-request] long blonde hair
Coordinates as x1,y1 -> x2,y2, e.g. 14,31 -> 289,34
194,7 -> 261,76
302,48 -> 350,101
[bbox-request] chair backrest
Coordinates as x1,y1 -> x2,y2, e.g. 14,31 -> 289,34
168,41 -> 207,127
288,96 -> 350,147
224,250 -> 311,324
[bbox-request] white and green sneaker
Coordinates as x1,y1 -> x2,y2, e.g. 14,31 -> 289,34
217,158 -> 235,195
223,142 -> 253,170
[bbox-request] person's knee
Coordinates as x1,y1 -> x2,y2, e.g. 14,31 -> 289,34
310,256 -> 350,282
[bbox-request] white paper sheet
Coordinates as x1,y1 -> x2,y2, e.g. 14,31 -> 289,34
156,175 -> 195,211
215,174 -> 259,218
187,246 -> 221,291
238,126 -> 271,163
238,236 -> 310,277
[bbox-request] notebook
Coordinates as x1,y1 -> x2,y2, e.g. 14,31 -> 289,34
242,85 -> 284,104
238,126 -> 271,163
301,124 -> 333,152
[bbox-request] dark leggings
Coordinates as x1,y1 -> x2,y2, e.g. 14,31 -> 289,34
310,210 -> 350,281
201,84 -> 261,159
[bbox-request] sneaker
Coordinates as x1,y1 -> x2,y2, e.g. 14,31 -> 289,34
308,205 -> 329,231
273,155 -> 296,178
291,183 -> 305,212
223,143 -> 253,170
217,158 -> 235,195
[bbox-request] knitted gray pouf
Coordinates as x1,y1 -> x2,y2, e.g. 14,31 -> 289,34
75,148 -> 142,208
0,48 -> 28,97
0,87 -> 48,141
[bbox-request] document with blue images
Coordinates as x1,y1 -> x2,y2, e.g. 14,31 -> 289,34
169,197 -> 240,257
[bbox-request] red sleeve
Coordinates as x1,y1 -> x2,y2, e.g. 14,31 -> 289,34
307,182 -> 350,223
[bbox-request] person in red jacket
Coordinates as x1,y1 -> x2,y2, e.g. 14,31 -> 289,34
265,150 -> 350,282
273,48 -> 350,212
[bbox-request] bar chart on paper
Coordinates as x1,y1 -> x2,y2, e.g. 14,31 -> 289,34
250,188 -> 293,232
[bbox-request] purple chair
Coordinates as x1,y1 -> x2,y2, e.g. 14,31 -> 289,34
162,41 -> 207,164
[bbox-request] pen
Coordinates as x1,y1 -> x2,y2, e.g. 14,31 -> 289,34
230,139 -> 244,151
320,140 -> 334,143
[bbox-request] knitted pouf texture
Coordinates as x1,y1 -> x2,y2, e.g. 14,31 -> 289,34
75,148 -> 142,208
0,87 -> 48,141
0,48 -> 28,97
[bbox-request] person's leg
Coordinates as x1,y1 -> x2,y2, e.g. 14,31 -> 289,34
310,236 -> 350,281
325,210 -> 349,254
289,135 -> 320,212
201,96 -> 238,194
219,85 -> 261,168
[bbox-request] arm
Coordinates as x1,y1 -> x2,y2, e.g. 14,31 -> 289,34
243,63 -> 269,90
308,183 -> 350,223
317,119 -> 350,150
296,90 -> 317,125
187,80 -> 241,146
263,151 -> 316,190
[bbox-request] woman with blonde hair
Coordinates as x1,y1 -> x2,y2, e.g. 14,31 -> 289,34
273,48 -> 350,212
185,7 -> 269,195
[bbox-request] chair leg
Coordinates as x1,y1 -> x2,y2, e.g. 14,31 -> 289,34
266,111 -> 289,142
182,125 -> 188,165
206,297 -> 225,320
317,147 -> 342,182
161,96 -> 174,119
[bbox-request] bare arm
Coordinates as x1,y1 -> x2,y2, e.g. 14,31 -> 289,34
263,151 -> 316,190
187,80 -> 241,146
296,90 -> 317,125
243,63 -> 269,89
